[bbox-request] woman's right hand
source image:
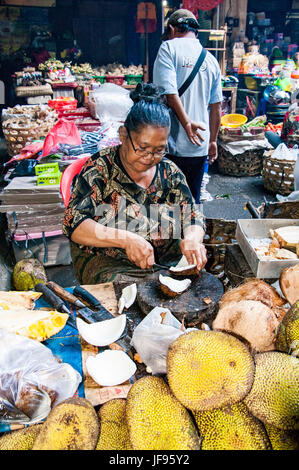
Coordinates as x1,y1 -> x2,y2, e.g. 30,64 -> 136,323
124,233 -> 155,270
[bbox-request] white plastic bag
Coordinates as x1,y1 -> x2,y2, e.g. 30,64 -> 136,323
131,307 -> 195,375
90,83 -> 133,122
272,143 -> 298,162
0,329 -> 81,425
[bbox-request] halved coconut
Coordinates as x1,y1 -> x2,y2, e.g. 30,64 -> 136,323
213,300 -> 283,353
169,255 -> 199,277
159,274 -> 191,298
280,264 -> 299,305
86,350 -> 136,386
219,278 -> 286,310
118,283 -> 137,314
76,315 -> 126,347
270,226 -> 299,250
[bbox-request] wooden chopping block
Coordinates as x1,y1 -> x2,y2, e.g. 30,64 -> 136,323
137,270 -> 224,327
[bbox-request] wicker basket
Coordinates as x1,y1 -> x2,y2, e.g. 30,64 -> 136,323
2,119 -> 56,156
263,156 -> 295,196
218,145 -> 264,176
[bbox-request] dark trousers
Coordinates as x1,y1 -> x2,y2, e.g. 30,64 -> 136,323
166,154 -> 207,204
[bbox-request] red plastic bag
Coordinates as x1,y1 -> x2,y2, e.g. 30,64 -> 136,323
42,118 -> 82,157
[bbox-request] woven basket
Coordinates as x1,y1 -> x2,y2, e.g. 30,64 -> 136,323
15,84 -> 53,98
2,119 -> 56,156
218,145 -> 264,176
263,156 -> 295,196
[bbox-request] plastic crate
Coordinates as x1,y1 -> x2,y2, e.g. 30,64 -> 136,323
37,172 -> 61,186
125,74 -> 143,85
105,75 -> 124,86
92,75 -> 106,84
48,97 -> 77,111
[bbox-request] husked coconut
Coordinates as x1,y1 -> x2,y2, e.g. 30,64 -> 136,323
118,284 -> 137,314
270,226 -> 299,249
86,350 -> 136,386
219,279 -> 286,310
280,264 -> 299,305
213,300 -> 284,353
159,274 -> 191,298
169,255 -> 199,277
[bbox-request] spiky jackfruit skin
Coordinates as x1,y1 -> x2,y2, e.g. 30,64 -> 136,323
32,397 -> 99,450
126,376 -> 201,450
96,399 -> 133,450
13,259 -> 47,291
0,424 -> 43,450
244,352 -> 299,431
167,330 -> 254,412
276,301 -> 299,357
265,423 -> 299,450
193,402 -> 271,450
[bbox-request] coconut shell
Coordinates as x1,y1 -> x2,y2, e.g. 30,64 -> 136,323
168,266 -> 200,277
219,278 -> 286,309
160,283 -> 183,298
280,264 -> 299,306
212,300 -> 282,353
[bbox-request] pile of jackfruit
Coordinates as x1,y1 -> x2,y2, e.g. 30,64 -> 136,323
0,301 -> 298,451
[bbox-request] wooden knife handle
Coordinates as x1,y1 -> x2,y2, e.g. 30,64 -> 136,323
47,281 -> 85,308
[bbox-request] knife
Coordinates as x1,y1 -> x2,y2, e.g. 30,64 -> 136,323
46,282 -> 131,352
0,394 -> 31,423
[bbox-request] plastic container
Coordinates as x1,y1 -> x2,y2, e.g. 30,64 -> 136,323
125,74 -> 143,85
93,75 -> 106,84
221,114 -> 248,128
105,75 -> 124,86
48,97 -> 77,111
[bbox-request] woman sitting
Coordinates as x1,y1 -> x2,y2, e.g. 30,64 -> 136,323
63,83 -> 207,284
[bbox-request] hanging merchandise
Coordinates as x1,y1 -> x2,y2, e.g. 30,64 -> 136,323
182,0 -> 224,14
135,2 -> 157,33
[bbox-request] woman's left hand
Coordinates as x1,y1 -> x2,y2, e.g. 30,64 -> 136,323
180,239 -> 207,271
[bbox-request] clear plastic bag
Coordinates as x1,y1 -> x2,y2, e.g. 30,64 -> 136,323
131,307 -> 195,375
272,143 -> 298,162
0,329 -> 82,425
90,83 -> 133,122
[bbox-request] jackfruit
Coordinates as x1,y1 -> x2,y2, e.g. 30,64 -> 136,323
244,352 -> 299,430
13,258 -> 47,291
32,397 -> 99,450
0,424 -> 43,450
126,376 -> 201,450
265,423 -> 299,450
193,402 -> 271,450
276,301 -> 299,357
96,399 -> 133,450
167,330 -> 254,412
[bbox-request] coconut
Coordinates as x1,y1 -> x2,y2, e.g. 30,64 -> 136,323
118,284 -> 137,314
159,274 -> 191,298
169,255 -> 199,277
270,226 -> 299,250
76,315 -> 126,347
280,264 -> 299,306
219,279 -> 286,310
212,300 -> 283,353
86,350 -> 136,386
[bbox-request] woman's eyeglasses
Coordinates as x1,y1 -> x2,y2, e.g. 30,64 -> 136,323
127,128 -> 167,158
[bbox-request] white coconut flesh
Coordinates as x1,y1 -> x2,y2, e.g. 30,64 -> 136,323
169,255 -> 197,273
86,350 -> 137,386
118,283 -> 137,314
76,314 -> 126,347
270,226 -> 299,248
159,274 -> 191,293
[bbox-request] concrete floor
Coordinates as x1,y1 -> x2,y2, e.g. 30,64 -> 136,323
0,138 -> 276,288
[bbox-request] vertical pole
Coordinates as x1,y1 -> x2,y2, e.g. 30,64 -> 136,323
145,3 -> 149,83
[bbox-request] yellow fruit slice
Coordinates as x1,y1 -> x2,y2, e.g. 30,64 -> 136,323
0,291 -> 42,310
0,308 -> 68,342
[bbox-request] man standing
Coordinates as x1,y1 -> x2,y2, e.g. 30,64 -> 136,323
153,9 -> 222,203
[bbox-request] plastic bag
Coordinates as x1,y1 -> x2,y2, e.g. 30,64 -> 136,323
42,118 -> 82,157
272,143 -> 298,162
0,328 -> 81,425
90,83 -> 133,122
131,307 -> 196,375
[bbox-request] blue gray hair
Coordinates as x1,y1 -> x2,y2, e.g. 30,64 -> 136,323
124,83 -> 170,132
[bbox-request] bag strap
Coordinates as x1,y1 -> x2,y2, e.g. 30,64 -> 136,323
178,47 -> 207,97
